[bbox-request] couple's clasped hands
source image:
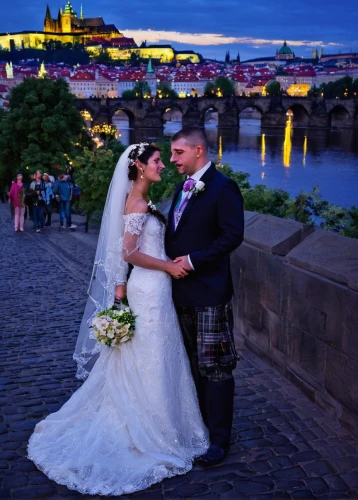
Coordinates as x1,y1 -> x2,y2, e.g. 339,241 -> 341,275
166,255 -> 191,279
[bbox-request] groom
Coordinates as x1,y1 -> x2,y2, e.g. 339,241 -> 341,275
165,127 -> 244,466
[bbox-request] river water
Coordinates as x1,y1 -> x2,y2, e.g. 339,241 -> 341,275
115,119 -> 358,208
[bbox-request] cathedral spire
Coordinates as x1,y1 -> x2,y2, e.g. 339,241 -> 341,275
45,4 -> 51,19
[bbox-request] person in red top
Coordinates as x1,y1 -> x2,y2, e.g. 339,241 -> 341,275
9,173 -> 26,232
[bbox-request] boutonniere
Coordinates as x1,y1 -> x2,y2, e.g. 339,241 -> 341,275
193,180 -> 205,196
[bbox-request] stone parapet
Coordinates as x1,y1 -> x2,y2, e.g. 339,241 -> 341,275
232,212 -> 358,435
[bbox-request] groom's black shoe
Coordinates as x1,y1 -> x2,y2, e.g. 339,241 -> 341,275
195,445 -> 228,466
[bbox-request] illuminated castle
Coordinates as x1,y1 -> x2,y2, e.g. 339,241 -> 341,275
0,2 -> 200,63
44,1 -> 120,38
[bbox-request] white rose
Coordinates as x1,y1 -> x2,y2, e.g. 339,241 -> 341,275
196,180 -> 205,191
107,331 -> 115,339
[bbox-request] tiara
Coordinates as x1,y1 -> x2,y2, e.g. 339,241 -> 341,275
127,142 -> 150,169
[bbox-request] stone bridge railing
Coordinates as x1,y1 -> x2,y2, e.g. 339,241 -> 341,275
74,96 -> 358,129
231,213 -> 358,435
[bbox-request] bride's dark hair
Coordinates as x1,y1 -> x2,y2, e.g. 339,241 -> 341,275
127,143 -> 166,225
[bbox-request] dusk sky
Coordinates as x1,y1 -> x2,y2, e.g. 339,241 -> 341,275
1,0 -> 357,61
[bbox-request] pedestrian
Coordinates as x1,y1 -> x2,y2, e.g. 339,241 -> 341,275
9,173 -> 26,232
29,171 -> 46,233
54,173 -> 75,229
42,173 -> 54,227
7,178 -> 16,221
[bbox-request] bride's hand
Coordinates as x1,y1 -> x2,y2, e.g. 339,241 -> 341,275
115,284 -> 127,301
166,261 -> 188,279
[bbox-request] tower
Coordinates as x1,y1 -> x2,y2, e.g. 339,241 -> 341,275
44,5 -> 52,32
62,1 -> 76,33
38,62 -> 47,79
145,57 -> 157,96
6,62 -> 13,79
80,3 -> 84,20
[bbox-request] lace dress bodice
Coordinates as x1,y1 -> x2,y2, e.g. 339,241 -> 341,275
123,213 -> 166,261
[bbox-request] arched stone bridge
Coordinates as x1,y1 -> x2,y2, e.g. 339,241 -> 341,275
74,96 -> 358,129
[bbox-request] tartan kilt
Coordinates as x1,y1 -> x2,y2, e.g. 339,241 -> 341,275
176,301 -> 239,380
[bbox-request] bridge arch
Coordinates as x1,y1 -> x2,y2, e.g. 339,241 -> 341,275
110,106 -> 136,129
202,106 -> 219,126
329,105 -> 350,128
239,103 -> 264,116
162,106 -> 183,126
285,104 -> 310,126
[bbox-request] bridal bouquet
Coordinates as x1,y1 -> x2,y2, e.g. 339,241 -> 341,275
92,301 -> 136,348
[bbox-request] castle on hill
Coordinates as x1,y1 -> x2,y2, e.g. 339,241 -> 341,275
0,2 -> 200,63
44,1 -> 119,39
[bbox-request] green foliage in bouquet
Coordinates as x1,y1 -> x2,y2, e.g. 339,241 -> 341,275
92,304 -> 136,348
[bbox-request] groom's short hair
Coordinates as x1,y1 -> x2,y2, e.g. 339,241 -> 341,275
172,127 -> 208,152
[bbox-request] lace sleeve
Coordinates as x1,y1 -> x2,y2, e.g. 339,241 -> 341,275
123,213 -> 148,258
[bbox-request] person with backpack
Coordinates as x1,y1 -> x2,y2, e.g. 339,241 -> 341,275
9,173 -> 26,232
54,173 -> 75,229
42,173 -> 54,227
29,171 -> 46,233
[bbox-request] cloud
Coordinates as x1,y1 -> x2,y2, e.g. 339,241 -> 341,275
123,30 -> 343,48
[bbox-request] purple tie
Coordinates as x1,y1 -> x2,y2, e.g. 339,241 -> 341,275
183,178 -> 196,192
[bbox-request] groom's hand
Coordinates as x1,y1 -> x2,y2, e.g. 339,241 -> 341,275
173,256 -> 192,271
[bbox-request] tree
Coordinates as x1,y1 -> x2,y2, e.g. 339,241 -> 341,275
353,79 -> 358,97
121,81 -> 152,98
0,78 -> 89,183
265,80 -> 281,96
214,76 -> 235,97
157,83 -> 177,98
95,48 -> 112,64
204,82 -> 216,97
73,149 -> 117,219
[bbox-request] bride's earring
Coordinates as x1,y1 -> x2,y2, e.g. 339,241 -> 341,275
140,168 -> 144,180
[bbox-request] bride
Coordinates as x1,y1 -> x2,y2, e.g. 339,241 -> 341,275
28,143 -> 209,496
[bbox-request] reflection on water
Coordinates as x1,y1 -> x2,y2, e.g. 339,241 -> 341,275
116,119 -> 358,208
261,134 -> 266,168
303,136 -> 307,167
283,120 -> 292,168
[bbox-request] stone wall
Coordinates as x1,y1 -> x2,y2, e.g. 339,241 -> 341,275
231,212 -> 358,435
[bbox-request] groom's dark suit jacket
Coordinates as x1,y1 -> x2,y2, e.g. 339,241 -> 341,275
165,163 -> 244,307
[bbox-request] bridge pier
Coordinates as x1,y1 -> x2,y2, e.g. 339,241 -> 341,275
309,114 -> 330,128
261,112 -> 286,127
136,109 -> 163,129
218,110 -> 239,128
182,110 -> 203,128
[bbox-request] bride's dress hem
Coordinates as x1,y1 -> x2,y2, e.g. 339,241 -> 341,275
27,442 -> 209,497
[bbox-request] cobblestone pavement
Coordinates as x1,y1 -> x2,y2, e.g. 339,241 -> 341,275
1,203 -> 358,500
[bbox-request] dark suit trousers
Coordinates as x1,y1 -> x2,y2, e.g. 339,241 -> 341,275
176,304 -> 235,450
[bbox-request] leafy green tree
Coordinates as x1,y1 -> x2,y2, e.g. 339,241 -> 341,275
204,82 -> 216,97
0,77 -> 89,184
214,76 -> 235,97
95,48 -> 112,64
121,81 -> 152,98
73,149 -> 117,220
157,83 -> 177,98
265,80 -> 281,96
122,90 -> 135,98
353,79 -> 358,97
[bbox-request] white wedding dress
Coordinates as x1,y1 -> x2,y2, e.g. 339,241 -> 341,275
28,213 -> 209,496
